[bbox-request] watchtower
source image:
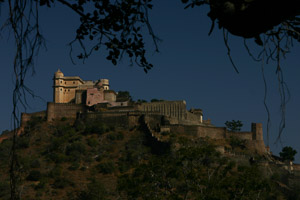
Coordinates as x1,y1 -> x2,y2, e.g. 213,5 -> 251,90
53,69 -> 64,103
100,79 -> 110,90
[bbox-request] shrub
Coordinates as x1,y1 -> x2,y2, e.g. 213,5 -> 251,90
30,160 -> 41,168
84,121 -> 109,135
77,179 -> 107,200
34,178 -> 47,190
27,170 -> 42,181
74,120 -> 86,132
18,155 -> 31,171
48,153 -> 68,163
0,181 -> 10,199
27,116 -> 44,128
96,162 -> 115,174
55,125 -> 76,137
150,98 -> 164,102
161,131 -> 169,136
53,178 -> 70,189
61,117 -> 67,121
87,137 -> 99,147
106,132 -> 124,141
16,136 -> 30,149
229,136 -> 246,150
48,137 -> 67,152
68,162 -> 80,171
66,141 -> 86,156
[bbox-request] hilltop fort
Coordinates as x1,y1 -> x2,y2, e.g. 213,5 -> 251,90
20,70 -> 267,154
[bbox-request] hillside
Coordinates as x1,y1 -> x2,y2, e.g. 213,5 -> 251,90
0,116 -> 299,200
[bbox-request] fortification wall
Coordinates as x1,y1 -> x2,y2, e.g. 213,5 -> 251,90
21,111 -> 46,127
80,112 -> 129,128
246,140 -> 267,154
185,112 -> 201,124
227,131 -> 253,140
107,105 -> 136,112
167,122 -> 266,153
197,126 -> 226,139
138,101 -> 187,121
47,102 -> 86,121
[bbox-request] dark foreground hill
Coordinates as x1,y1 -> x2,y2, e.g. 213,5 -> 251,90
0,116 -> 299,200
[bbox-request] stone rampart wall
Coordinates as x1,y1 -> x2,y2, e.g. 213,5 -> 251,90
185,126 -> 226,139
185,112 -> 201,124
47,102 -> 86,121
167,122 -> 266,153
170,124 -> 262,142
81,112 -> 130,128
21,111 -> 46,127
227,131 -> 253,140
138,101 -> 187,121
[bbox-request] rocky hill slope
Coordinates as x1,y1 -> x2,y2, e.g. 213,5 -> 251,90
0,116 -> 299,200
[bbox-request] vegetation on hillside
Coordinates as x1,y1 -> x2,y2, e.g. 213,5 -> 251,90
0,116 -> 299,199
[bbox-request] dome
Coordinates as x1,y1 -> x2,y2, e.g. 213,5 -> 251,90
54,69 -> 64,78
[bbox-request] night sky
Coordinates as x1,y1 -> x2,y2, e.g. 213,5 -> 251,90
0,1 -> 299,161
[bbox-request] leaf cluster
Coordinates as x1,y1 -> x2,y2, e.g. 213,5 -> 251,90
48,0 -> 158,72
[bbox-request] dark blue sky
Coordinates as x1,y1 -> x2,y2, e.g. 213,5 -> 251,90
1,1 -> 299,161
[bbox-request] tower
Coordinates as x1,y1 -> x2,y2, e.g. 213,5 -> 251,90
100,79 -> 110,90
251,123 -> 263,141
53,69 -> 64,103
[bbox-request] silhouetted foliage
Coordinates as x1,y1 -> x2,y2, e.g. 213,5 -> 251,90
280,146 -> 297,161
0,181 -> 10,199
0,130 -> 10,135
96,161 -> 115,174
136,99 -> 147,103
30,160 -> 41,168
116,91 -> 132,102
77,179 -> 107,200
229,136 -> 246,150
84,120 -> 109,135
150,98 -> 164,102
26,170 -> 42,181
225,120 -> 243,132
106,132 -> 124,141
53,177 -> 71,189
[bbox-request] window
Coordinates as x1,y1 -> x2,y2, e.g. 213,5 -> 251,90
60,81 -> 62,83
68,89 -> 70,91
73,81 -> 75,84
88,101 -> 90,104
60,89 -> 62,91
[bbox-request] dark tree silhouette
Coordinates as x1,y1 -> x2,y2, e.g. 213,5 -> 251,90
225,120 -> 243,132
280,146 -> 297,161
